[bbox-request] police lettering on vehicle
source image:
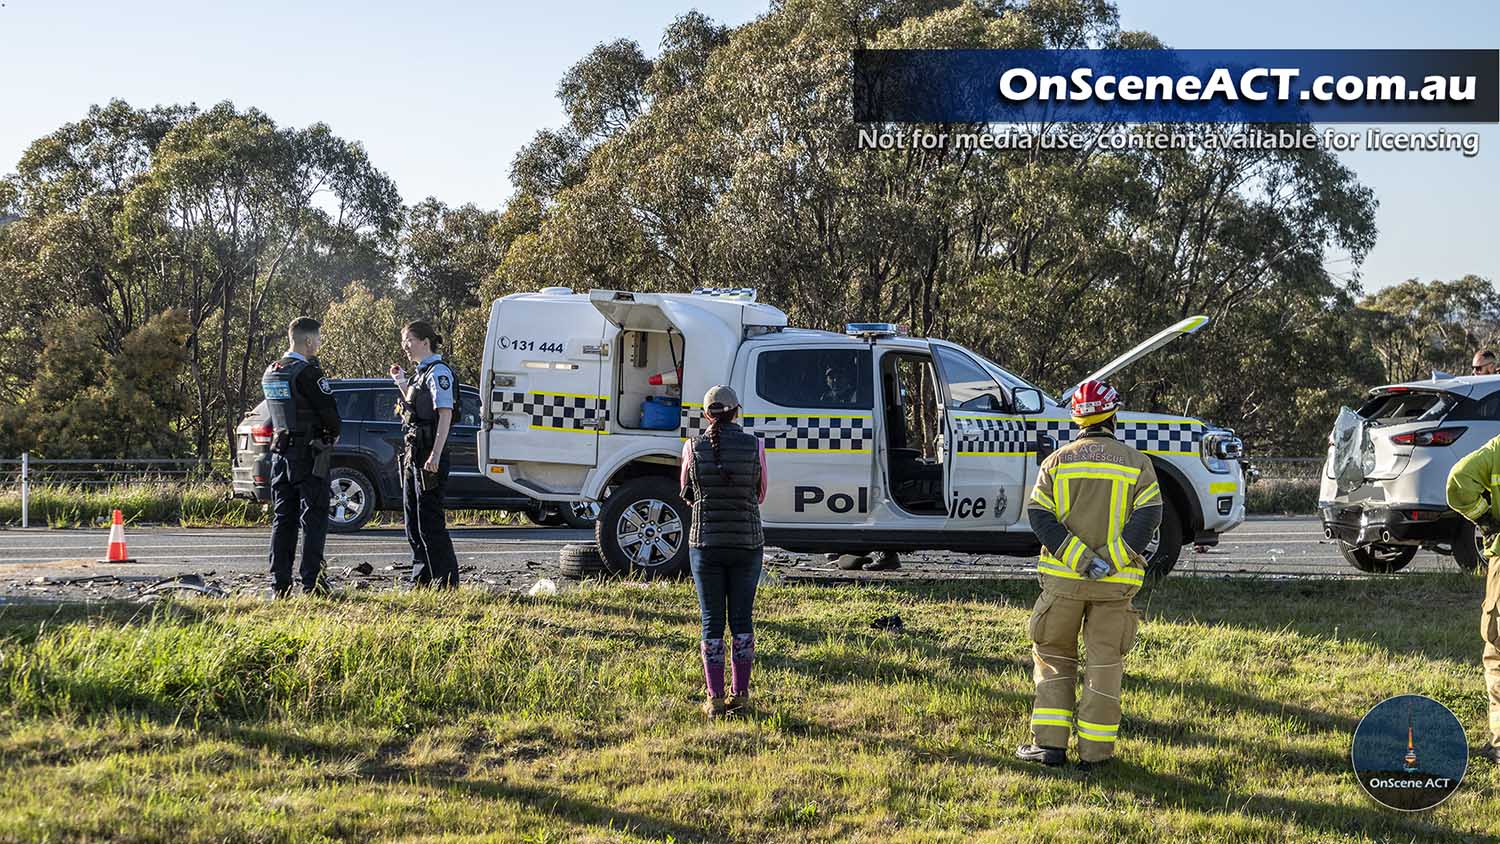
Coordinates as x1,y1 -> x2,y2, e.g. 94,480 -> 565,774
794,485 -> 870,514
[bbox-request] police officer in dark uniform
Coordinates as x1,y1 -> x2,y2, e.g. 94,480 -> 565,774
261,316 -> 341,596
389,320 -> 460,588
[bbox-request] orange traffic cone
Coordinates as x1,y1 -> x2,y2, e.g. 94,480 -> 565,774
99,509 -> 136,563
648,368 -> 683,386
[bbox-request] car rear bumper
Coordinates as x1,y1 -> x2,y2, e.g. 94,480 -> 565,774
1319,502 -> 1461,546
232,465 -> 271,502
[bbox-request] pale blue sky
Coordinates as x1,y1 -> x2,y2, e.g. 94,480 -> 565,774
0,0 -> 1492,291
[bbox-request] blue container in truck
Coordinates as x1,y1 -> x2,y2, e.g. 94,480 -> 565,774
642,396 -> 681,430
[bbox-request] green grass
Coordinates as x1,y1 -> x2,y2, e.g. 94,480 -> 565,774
0,483 -> 533,529
0,577 -> 1494,842
1247,478 -> 1321,516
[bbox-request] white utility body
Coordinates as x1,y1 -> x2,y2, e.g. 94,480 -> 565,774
479,287 -> 1246,578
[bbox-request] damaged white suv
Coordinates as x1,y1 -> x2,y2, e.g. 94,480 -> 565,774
1320,374 -> 1500,573
477,287 -> 1248,580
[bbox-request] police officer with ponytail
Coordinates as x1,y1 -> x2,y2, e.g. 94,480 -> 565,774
261,317 -> 341,597
390,321 -> 460,588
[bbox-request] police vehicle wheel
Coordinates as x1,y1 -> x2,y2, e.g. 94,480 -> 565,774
1451,520 -> 1485,574
1339,541 -> 1417,574
561,500 -> 599,530
327,467 -> 375,532
595,477 -> 689,579
1143,497 -> 1184,582
558,543 -> 606,579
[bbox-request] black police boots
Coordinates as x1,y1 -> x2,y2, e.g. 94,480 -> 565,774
1474,743 -> 1500,764
1015,744 -> 1067,766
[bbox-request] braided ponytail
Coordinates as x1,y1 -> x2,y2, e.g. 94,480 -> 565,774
706,409 -> 734,483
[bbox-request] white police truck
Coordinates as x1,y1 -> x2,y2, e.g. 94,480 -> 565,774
479,288 -> 1246,579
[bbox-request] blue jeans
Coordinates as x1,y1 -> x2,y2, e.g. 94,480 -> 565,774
689,546 -> 762,640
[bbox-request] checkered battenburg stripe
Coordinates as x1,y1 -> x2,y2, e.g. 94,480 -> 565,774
1031,419 -> 1202,454
495,391 -> 608,432
953,416 -> 1030,454
681,408 -> 873,452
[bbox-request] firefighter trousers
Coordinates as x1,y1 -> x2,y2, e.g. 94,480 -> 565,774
1484,554 -> 1500,748
1028,590 -> 1140,762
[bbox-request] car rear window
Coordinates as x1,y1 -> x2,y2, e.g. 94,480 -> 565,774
1359,391 -> 1458,424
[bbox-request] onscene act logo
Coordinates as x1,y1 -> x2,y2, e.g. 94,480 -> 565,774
1351,694 -> 1468,811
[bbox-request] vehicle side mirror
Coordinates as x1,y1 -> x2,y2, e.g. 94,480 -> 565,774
1013,388 -> 1043,415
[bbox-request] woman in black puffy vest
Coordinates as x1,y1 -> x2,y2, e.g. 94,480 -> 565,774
679,385 -> 767,718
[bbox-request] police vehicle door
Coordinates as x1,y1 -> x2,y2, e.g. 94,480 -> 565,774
485,295 -> 608,469
931,343 -> 1027,529
745,344 -> 876,526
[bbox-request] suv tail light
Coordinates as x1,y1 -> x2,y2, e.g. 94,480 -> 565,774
1390,427 -> 1466,447
250,423 -> 274,446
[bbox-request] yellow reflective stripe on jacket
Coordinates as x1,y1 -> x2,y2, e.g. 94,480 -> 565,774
1054,461 -> 1143,478
1447,438 -> 1500,523
1030,485 -> 1055,510
1075,719 -> 1119,742
1134,482 -> 1160,507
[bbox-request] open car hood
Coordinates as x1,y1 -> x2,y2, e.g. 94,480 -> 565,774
1062,315 -> 1210,398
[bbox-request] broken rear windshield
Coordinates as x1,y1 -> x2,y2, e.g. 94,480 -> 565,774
1358,391 -> 1458,424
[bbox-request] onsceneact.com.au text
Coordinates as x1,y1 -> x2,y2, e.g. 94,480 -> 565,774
998,68 -> 1479,104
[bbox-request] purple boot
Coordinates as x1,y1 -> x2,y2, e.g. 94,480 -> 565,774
728,633 -> 754,711
701,639 -> 726,718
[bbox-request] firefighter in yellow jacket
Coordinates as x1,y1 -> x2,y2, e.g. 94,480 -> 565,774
1445,435 -> 1500,765
1017,380 -> 1162,768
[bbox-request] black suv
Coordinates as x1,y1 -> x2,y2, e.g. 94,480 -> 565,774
232,378 -> 595,531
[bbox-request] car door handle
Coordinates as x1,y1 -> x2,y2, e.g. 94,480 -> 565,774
754,425 -> 793,433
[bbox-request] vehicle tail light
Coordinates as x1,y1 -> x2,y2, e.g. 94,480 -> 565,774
1390,427 -> 1466,447
250,423 -> 274,445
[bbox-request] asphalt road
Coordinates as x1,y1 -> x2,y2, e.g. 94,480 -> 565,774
0,516 -> 1469,602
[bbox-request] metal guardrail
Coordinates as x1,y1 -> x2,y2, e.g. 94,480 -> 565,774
0,454 -> 222,528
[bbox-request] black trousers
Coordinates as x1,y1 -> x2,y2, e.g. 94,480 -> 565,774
403,446 -> 459,587
268,448 -> 329,593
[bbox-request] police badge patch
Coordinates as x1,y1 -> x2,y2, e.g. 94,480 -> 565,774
437,374 -> 451,390
318,377 -> 333,395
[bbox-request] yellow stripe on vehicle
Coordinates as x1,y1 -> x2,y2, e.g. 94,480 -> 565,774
748,413 -> 873,419
764,447 -> 873,454
529,425 -> 609,435
1209,482 -> 1238,495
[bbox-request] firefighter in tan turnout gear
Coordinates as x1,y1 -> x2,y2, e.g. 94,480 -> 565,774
1016,380 -> 1163,768
1444,436 -> 1500,766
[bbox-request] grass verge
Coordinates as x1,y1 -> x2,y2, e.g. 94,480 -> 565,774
0,483 -> 532,529
0,576 -> 1494,842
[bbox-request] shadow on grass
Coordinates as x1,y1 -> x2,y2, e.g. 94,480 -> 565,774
208,720 -> 723,843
